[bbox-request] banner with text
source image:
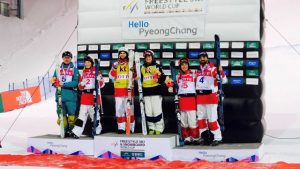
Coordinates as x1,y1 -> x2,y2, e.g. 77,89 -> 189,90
121,0 -> 208,17
122,16 -> 204,40
0,86 -> 41,112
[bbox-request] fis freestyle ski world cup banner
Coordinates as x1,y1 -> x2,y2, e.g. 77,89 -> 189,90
120,0 -> 208,40
0,86 -> 41,112
120,0 -> 208,17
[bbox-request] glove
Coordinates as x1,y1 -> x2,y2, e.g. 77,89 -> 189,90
54,79 -> 62,87
96,74 -> 102,81
153,70 -> 161,80
165,77 -> 174,93
166,79 -> 174,88
113,63 -> 118,69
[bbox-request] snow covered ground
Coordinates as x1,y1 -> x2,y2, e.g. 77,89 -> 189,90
0,0 -> 77,92
1,0 -> 300,164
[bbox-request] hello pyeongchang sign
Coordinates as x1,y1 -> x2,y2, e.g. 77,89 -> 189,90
120,0 -> 207,40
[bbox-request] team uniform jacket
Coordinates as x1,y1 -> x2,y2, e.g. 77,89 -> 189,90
177,70 -> 197,111
141,61 -> 166,96
195,63 -> 226,104
78,67 -> 104,105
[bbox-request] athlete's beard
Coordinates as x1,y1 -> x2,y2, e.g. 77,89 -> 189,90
200,60 -> 208,66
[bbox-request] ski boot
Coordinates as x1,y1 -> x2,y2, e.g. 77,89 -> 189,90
148,129 -> 155,135
69,131 -> 79,139
192,138 -> 204,145
155,130 -> 161,135
117,129 -> 125,134
201,130 -> 214,145
184,137 -> 192,145
211,140 -> 222,146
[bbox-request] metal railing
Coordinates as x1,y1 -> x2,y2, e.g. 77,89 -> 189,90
8,71 -> 56,100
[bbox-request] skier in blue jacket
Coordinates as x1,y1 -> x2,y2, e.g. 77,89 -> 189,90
51,51 -> 79,136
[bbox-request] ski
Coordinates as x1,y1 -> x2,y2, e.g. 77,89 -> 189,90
56,62 -> 65,138
134,52 -> 147,135
126,50 -> 135,136
98,59 -> 104,117
215,34 -> 225,132
92,59 -> 100,137
170,61 -> 184,146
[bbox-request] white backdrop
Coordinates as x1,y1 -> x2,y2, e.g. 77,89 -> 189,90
78,0 -> 261,44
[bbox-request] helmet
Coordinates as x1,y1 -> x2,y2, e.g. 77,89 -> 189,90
84,55 -> 94,66
118,47 -> 129,56
178,57 -> 189,65
198,51 -> 208,59
62,51 -> 72,58
143,50 -> 154,58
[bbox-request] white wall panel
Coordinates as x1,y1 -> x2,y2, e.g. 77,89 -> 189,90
209,0 -> 260,6
205,23 -> 260,41
79,0 -> 118,12
78,27 -> 121,44
206,5 -> 259,23
78,11 -> 120,28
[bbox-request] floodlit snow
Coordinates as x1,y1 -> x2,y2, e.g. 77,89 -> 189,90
1,0 -> 300,164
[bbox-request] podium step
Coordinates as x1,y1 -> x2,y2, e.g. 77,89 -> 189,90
172,143 -> 264,162
27,134 -> 94,155
94,133 -> 177,160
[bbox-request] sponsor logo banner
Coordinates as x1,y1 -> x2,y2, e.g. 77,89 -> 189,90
121,0 -> 207,17
0,86 -> 41,112
94,135 -> 176,160
122,16 -> 204,40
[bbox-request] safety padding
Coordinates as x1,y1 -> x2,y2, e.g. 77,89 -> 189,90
223,78 -> 263,98
223,120 -> 264,143
223,98 -> 263,123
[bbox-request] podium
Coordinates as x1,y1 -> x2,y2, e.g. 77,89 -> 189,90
27,134 -> 94,155
172,143 -> 263,162
94,133 -> 177,160
27,133 -> 263,162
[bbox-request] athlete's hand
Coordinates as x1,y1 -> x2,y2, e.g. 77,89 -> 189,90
96,74 -> 102,81
50,77 -> 57,84
113,63 -> 118,69
80,79 -> 87,86
54,79 -> 62,87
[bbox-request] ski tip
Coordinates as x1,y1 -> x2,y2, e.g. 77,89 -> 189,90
94,58 -> 99,64
214,34 -> 220,41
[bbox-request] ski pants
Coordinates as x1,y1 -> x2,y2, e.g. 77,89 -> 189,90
56,101 -> 76,131
197,104 -> 222,141
181,110 -> 199,140
72,105 -> 101,137
115,97 -> 135,132
144,95 -> 164,132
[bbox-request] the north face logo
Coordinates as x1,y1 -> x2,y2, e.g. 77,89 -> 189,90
16,90 -> 32,105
